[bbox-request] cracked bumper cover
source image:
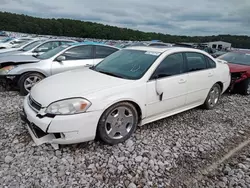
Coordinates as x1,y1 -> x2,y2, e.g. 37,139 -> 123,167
21,96 -> 102,149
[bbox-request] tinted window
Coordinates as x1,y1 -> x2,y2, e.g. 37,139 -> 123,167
95,46 -> 118,58
186,52 -> 207,72
153,53 -> 184,79
206,57 -> 216,68
94,49 -> 160,80
62,45 -> 93,60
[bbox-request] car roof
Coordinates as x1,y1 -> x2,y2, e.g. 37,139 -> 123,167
125,46 -> 207,53
72,41 -> 120,49
42,39 -> 76,42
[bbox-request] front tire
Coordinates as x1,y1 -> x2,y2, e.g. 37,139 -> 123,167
202,83 -> 221,110
239,78 -> 250,95
97,102 -> 138,145
18,72 -> 45,96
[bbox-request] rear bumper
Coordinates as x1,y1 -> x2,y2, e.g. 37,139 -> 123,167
21,96 -> 103,149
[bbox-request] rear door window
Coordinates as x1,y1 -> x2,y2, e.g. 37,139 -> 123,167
95,46 -> 118,58
185,52 -> 207,72
62,45 -> 94,60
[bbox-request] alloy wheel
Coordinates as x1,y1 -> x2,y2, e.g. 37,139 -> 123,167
104,106 -> 135,139
24,76 -> 42,92
247,81 -> 250,95
208,86 -> 220,108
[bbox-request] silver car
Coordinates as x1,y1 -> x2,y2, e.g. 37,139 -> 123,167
0,39 -> 76,57
0,42 -> 119,95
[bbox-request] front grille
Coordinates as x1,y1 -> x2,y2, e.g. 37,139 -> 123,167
28,95 -> 42,112
28,123 -> 48,138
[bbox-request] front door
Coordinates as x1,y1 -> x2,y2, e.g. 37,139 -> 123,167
146,52 -> 188,117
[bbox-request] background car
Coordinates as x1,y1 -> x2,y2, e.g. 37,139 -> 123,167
0,37 -> 33,49
0,39 -> 76,57
0,38 -> 45,54
217,50 -> 250,95
0,42 -> 120,95
123,42 -> 172,48
211,50 -> 228,58
20,46 -> 230,149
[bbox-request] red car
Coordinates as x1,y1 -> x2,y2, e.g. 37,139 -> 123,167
217,50 -> 250,95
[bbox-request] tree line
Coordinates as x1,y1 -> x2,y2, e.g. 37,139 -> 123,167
0,11 -> 250,48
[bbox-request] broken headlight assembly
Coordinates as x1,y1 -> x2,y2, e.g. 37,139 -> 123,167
0,65 -> 17,74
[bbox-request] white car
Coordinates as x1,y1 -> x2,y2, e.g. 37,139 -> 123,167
21,47 -> 231,149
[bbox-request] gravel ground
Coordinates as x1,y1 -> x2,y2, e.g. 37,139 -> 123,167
196,145 -> 250,188
0,90 -> 249,188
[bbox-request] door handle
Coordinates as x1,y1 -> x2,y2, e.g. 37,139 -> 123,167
208,72 -> 213,77
178,79 -> 186,84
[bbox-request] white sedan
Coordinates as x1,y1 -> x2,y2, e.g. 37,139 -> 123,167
20,46 -> 231,149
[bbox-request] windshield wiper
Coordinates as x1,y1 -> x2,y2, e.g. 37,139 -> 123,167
97,70 -> 125,78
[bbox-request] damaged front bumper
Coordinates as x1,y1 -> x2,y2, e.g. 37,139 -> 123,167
0,75 -> 19,89
20,96 -> 102,149
20,109 -> 59,149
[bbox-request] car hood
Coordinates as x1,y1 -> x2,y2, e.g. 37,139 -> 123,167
0,48 -> 19,53
0,55 -> 39,64
227,62 -> 250,73
30,68 -> 133,107
0,50 -> 21,57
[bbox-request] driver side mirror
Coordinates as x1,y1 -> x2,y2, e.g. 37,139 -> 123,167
56,55 -> 66,62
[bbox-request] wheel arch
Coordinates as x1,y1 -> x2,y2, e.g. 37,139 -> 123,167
17,71 -> 46,86
215,81 -> 223,92
102,99 -> 143,124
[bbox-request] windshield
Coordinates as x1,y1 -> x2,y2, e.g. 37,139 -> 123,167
94,49 -> 161,80
37,45 -> 70,59
21,40 -> 44,51
218,52 -> 250,66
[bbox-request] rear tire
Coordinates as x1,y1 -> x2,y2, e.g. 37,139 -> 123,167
19,72 -> 45,96
202,83 -> 221,110
97,102 -> 138,145
238,78 -> 250,95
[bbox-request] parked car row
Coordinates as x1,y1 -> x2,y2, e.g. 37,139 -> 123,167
0,37 -> 249,149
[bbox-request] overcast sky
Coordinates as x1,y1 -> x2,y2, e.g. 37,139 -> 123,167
1,0 -> 250,36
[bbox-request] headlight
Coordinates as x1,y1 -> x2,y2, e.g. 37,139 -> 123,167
0,65 -> 16,74
45,98 -> 91,115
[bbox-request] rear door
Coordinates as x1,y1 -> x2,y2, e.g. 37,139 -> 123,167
184,52 -> 216,106
51,45 -> 94,75
93,46 -> 119,65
